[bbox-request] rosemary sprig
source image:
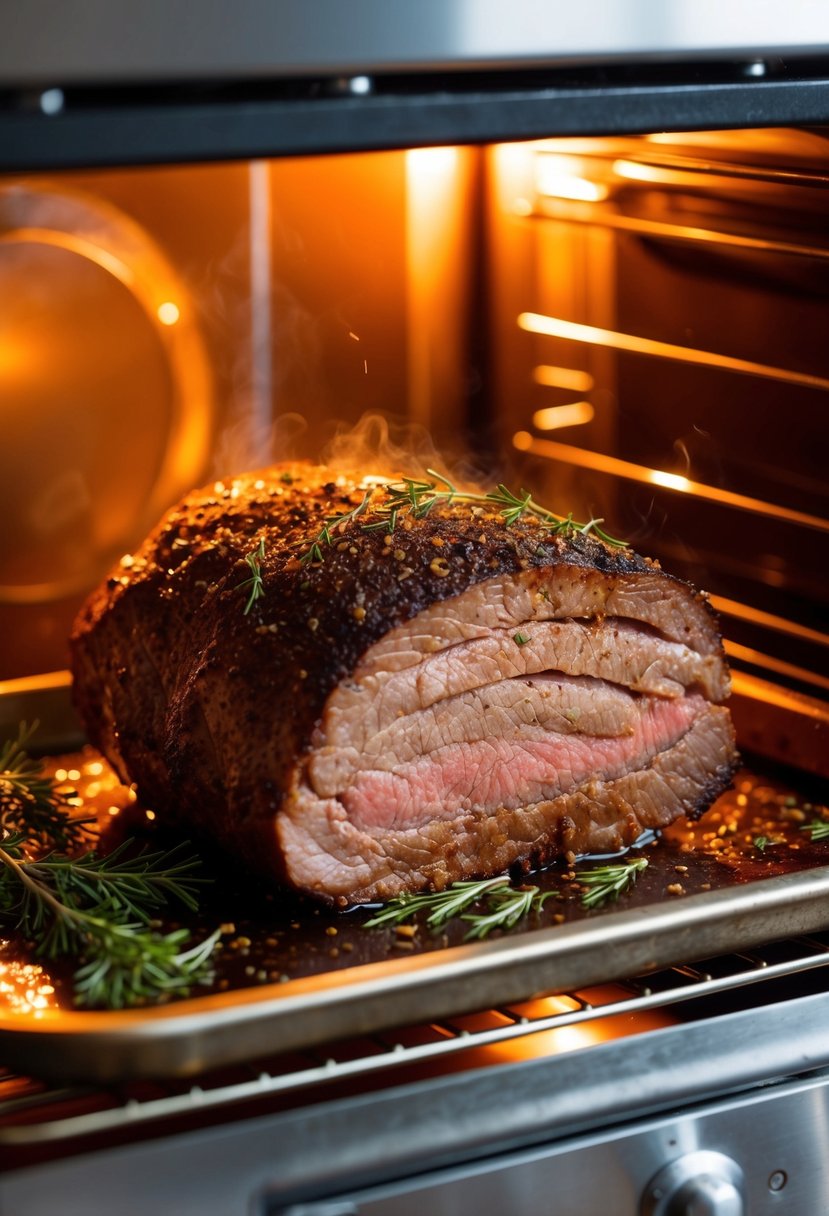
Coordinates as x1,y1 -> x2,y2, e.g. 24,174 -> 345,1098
4,838 -> 207,926
0,832 -> 218,1008
364,875 -> 553,941
801,819 -> 829,842
296,469 -> 627,564
237,537 -> 266,614
461,884 -> 556,940
365,858 -> 649,938
0,722 -> 93,851
379,470 -> 626,547
299,490 -> 374,566
73,925 -> 220,1010
0,727 -> 218,1008
575,857 -> 649,909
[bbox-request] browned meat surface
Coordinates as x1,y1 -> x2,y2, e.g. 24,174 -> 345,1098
70,463 -> 737,903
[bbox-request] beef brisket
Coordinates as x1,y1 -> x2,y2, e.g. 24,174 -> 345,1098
70,463 -> 738,903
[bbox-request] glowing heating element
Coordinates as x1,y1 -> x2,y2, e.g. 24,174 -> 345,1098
518,311 -> 829,392
513,433 -> 829,536
442,986 -> 678,1072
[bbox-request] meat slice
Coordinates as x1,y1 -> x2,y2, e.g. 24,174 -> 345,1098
70,463 -> 738,904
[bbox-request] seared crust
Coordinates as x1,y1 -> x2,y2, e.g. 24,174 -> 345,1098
70,462 -> 731,888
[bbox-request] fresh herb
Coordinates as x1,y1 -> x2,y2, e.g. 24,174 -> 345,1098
0,722 -> 93,851
575,857 -> 648,909
801,819 -> 829,842
754,835 -> 785,852
513,631 -> 531,646
74,925 -> 219,1010
377,470 -> 627,548
296,469 -> 627,564
364,875 -> 554,941
0,727 -> 218,1008
299,491 -> 373,566
365,859 -> 649,938
237,537 -> 266,614
461,883 -> 556,940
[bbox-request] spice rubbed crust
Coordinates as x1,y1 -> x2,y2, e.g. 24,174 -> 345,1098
70,463 -> 738,905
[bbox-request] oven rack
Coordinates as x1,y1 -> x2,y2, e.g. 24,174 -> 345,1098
2,930 -> 829,1148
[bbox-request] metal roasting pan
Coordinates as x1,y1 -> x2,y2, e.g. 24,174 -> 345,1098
0,671 -> 827,1083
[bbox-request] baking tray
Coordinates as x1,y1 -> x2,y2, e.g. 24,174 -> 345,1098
0,671 -> 828,1083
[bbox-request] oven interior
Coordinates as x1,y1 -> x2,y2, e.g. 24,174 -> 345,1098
2,128 -> 827,717
1,117 -> 829,1214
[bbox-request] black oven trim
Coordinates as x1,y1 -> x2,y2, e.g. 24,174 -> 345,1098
3,62 -> 829,171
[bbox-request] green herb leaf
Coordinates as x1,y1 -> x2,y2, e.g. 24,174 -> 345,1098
754,835 -> 785,851
513,631 -> 531,646
298,490 -> 374,565
297,470 -> 627,564
801,819 -> 829,842
364,875 -> 555,941
575,858 -> 648,909
0,723 -> 95,851
461,885 -> 555,940
73,925 -> 221,1010
0,726 -> 218,1009
237,537 -> 266,614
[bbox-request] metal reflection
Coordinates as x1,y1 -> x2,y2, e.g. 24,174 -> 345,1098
518,312 -> 829,392
533,365 -> 594,391
725,641 -> 829,695
533,199 -> 829,263
512,433 -> 829,536
710,596 -> 829,652
532,401 -> 595,431
613,154 -> 829,190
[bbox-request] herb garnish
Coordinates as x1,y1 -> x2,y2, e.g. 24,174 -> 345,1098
575,858 -> 648,909
364,858 -> 650,939
754,835 -> 785,852
237,537 -> 266,614
462,883 -> 557,940
299,491 -> 373,566
297,469 -> 627,565
0,723 -> 93,851
0,725 -> 218,1008
513,632 -> 531,646
801,819 -> 829,842
363,876 -> 554,941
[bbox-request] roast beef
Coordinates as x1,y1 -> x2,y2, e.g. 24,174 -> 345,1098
70,463 -> 738,904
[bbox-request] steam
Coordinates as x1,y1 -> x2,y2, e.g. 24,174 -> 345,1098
213,409 -> 490,493
321,413 -> 447,480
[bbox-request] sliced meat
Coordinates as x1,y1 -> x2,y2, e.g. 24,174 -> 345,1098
308,674 -> 641,794
70,462 -> 738,904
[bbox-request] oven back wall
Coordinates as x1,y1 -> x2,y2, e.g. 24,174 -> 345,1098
0,148 -> 478,680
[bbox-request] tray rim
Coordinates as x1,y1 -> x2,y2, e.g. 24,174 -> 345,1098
2,863 -> 829,1081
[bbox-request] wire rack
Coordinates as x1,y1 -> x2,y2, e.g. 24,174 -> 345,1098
2,931 -> 829,1148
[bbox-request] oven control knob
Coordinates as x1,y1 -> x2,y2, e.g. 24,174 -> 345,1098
641,1150 -> 744,1216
